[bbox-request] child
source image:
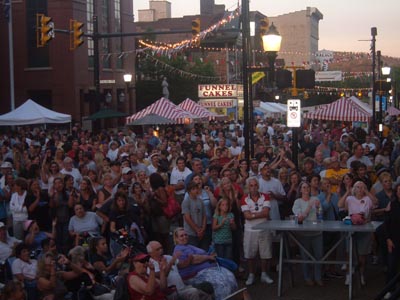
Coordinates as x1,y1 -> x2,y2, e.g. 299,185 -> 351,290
212,198 -> 236,259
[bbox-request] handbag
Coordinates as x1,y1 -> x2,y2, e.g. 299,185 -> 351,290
350,213 -> 366,225
91,283 -> 111,296
162,195 -> 181,219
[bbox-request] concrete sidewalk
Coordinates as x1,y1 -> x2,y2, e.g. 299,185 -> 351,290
240,263 -> 386,300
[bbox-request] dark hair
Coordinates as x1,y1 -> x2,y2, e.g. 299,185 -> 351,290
14,177 -> 28,190
307,174 -> 321,183
15,243 -> 29,257
111,192 -> 128,211
63,174 -> 74,184
149,173 -> 165,190
187,181 -> 199,192
89,236 -> 106,254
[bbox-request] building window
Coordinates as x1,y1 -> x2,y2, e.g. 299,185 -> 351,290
101,0 -> 111,69
114,0 -> 123,69
27,90 -> 52,107
26,0 -> 49,68
87,0 -> 94,67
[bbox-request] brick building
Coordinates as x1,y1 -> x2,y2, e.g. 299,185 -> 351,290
270,7 -> 323,67
0,0 -> 136,123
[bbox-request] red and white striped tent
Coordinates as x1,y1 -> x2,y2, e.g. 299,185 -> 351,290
126,98 -> 198,124
304,97 -> 371,122
387,106 -> 400,116
178,98 -> 225,120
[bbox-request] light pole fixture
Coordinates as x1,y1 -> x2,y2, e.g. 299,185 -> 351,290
105,92 -> 112,104
124,73 -> 133,84
262,22 -> 282,88
124,73 -> 133,112
118,91 -> 125,103
382,66 -> 391,76
380,66 -> 391,121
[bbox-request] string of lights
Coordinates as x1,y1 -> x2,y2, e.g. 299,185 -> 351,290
138,52 -> 225,82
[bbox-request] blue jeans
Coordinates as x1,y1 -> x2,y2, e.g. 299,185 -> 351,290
24,279 -> 38,300
214,243 -> 233,260
298,233 -> 323,281
386,241 -> 400,285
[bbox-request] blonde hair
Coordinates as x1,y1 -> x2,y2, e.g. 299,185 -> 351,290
173,227 -> 185,245
215,198 -> 231,216
37,252 -> 55,278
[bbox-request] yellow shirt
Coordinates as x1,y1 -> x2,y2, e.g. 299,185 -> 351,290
325,168 -> 349,193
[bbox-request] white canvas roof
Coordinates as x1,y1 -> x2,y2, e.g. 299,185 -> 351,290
0,99 -> 71,125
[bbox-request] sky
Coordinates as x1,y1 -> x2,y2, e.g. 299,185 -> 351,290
134,0 -> 400,58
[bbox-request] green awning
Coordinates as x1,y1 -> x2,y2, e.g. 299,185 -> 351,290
87,109 -> 128,120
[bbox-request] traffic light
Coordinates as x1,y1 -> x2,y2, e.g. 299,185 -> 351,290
36,13 -> 54,47
191,18 -> 200,37
276,69 -> 292,89
296,69 -> 316,89
70,19 -> 84,50
259,17 -> 269,36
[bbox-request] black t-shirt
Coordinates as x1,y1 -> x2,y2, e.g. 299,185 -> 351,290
109,208 -> 139,231
25,192 -> 51,230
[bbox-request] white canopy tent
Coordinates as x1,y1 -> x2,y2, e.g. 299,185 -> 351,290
0,99 -> 71,126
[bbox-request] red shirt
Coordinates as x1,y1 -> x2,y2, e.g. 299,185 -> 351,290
127,271 -> 166,300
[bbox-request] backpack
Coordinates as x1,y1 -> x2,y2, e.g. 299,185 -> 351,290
113,274 -> 129,300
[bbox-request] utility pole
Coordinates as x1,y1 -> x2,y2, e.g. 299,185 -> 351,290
242,0 -> 251,163
93,16 -> 100,107
371,27 -> 377,133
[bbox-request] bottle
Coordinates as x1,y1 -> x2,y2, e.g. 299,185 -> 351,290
317,206 -> 323,223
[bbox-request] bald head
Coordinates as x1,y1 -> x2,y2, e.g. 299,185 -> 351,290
146,241 -> 163,258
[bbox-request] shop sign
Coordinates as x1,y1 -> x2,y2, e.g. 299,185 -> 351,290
199,99 -> 235,108
198,84 -> 241,98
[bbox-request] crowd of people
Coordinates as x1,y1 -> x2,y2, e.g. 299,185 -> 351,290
0,116 -> 400,300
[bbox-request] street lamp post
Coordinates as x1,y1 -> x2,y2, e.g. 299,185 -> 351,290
241,0 -> 251,163
124,73 -> 133,113
371,27 -> 377,133
262,22 -> 282,89
381,66 -> 391,123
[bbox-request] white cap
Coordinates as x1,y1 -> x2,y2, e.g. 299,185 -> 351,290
0,162 -> 12,169
122,167 -> 133,175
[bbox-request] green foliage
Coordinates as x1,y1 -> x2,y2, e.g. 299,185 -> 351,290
136,52 -> 219,103
317,74 -> 371,89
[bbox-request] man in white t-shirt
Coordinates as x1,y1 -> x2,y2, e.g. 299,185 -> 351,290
258,162 -> 286,221
170,157 -> 192,204
60,157 -> 82,190
241,177 -> 273,286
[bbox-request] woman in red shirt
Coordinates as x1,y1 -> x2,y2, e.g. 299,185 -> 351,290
127,253 -> 168,300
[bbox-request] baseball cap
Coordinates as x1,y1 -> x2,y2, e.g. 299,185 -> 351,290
149,152 -> 159,159
1,161 -> 12,169
132,253 -> 150,262
122,167 -> 133,175
258,162 -> 269,171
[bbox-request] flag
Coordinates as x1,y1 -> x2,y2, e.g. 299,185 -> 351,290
251,71 -> 265,84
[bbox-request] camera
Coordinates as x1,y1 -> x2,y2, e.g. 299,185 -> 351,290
111,228 -> 146,256
30,249 -> 41,259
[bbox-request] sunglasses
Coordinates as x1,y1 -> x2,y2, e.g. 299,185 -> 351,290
136,258 -> 150,264
254,203 -> 259,211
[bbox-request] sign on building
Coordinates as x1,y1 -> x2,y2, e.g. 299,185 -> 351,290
315,71 -> 342,82
198,84 -> 242,98
199,99 -> 236,108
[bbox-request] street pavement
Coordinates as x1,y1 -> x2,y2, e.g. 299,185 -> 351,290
237,262 -> 386,300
